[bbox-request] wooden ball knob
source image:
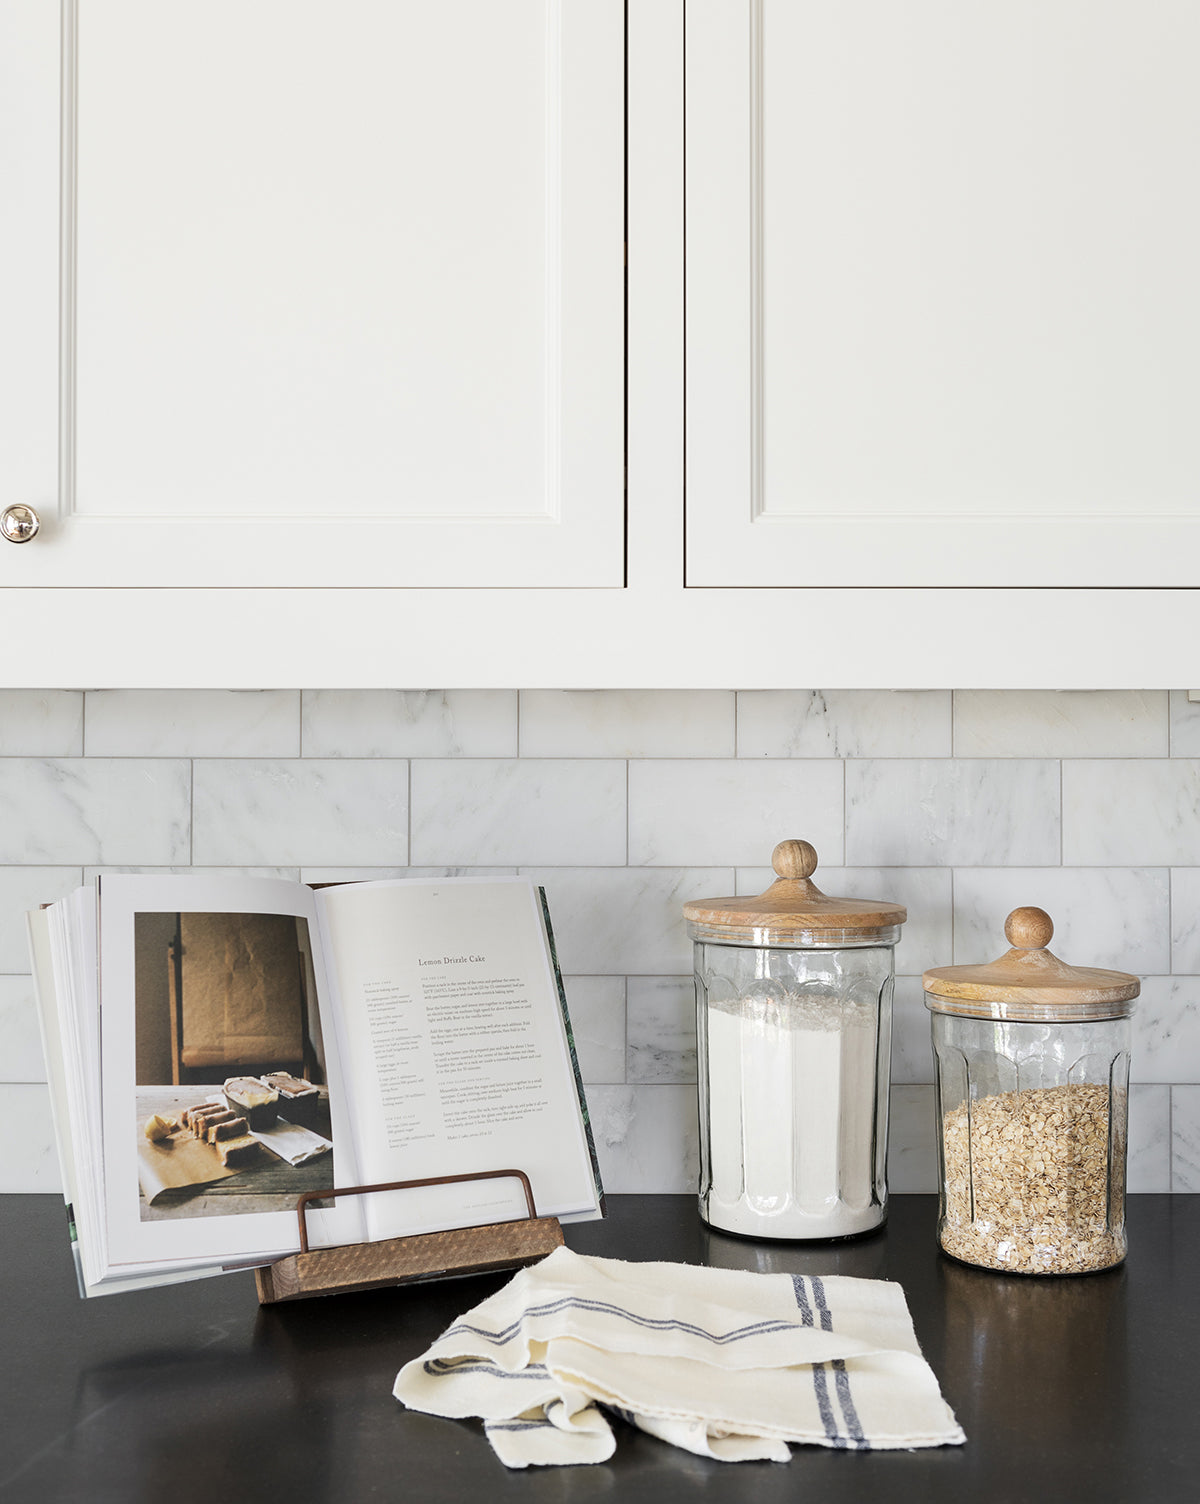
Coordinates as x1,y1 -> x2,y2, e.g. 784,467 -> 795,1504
1004,906 -> 1054,951
772,839 -> 818,881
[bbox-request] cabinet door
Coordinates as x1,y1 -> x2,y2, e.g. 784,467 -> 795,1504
0,1 -> 623,588
686,0 -> 1200,587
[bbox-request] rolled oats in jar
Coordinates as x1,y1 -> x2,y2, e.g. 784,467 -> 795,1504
924,907 -> 1138,1276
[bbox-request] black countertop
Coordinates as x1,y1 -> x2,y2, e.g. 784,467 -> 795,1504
2,1193 -> 1197,1503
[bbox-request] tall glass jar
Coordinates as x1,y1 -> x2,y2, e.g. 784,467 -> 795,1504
684,840 -> 906,1240
925,907 -> 1138,1276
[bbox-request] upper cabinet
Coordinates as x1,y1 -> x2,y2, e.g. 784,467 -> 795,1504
0,1 -> 625,589
3,3 -> 1199,687
685,0 -> 1200,588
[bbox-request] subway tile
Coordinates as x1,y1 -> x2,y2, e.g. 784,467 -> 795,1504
890,977 -> 935,1085
1171,1086 -> 1200,1191
0,868 -> 81,972
520,690 -> 734,758
1171,869 -> 1200,973
886,1084 -> 938,1193
1127,1085 -> 1171,1193
412,761 -> 625,867
0,1084 -> 60,1191
1132,977 -> 1200,1084
85,690 -> 300,757
86,865 -> 301,882
952,867 -> 1169,973
586,1084 -> 699,1194
1063,760 -> 1200,865
0,692 -> 83,756
522,867 -> 731,976
738,690 -> 951,759
562,976 -> 626,1086
1168,690 -> 1200,757
735,865 -> 952,976
193,760 -> 407,866
627,976 -> 696,1084
0,976 -> 45,1082
629,760 -> 843,867
299,866 -> 516,885
303,690 -> 517,758
954,690 -> 1167,758
0,760 -> 190,866
846,760 -> 1060,867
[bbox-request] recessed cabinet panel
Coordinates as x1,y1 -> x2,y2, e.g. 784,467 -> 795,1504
686,0 -> 1200,586
1,1 -> 624,587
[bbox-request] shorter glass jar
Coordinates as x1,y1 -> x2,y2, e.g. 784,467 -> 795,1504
924,907 -> 1137,1276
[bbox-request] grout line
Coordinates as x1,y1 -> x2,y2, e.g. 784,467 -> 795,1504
625,758 -> 631,867
620,973 -> 628,1085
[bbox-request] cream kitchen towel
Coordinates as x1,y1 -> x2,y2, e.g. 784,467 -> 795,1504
393,1245 -> 965,1468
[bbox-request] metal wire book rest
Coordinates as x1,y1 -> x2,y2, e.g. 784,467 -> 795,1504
255,1168 -> 563,1304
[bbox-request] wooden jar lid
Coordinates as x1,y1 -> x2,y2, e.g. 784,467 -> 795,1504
923,906 -> 1140,1021
683,839 -> 906,945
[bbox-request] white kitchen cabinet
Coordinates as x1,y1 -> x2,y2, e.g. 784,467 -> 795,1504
685,0 -> 1200,589
3,1 -> 1199,688
0,0 -> 624,590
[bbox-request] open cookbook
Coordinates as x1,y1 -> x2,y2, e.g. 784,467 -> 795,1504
28,873 -> 604,1297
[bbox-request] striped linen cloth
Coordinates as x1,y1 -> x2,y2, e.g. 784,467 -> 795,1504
393,1245 -> 965,1467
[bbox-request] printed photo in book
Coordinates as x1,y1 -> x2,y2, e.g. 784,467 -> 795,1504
132,910 -> 335,1223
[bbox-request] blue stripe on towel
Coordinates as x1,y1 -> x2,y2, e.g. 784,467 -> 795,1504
443,1296 -> 797,1349
425,1358 -> 552,1381
485,1419 -> 557,1433
790,1276 -> 842,1446
792,1276 -> 870,1450
810,1277 -> 869,1451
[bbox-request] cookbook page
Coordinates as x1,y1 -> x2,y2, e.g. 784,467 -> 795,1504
316,877 -> 601,1241
98,874 -> 363,1276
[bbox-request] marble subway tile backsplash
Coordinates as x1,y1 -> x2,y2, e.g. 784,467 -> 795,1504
2,687 -> 1199,1197
951,689 -> 1169,758
845,759 -> 1062,867
303,690 -> 518,759
193,760 -> 410,867
737,689 -> 951,759
629,759 -> 844,866
412,759 -> 627,866
0,759 -> 191,866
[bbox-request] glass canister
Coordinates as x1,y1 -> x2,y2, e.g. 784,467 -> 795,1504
924,906 -> 1138,1276
684,839 -> 906,1240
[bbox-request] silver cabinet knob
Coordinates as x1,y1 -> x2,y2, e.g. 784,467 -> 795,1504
1,505 -> 41,543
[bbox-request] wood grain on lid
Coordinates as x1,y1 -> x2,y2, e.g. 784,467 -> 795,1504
682,839 -> 906,935
923,906 -> 1140,1008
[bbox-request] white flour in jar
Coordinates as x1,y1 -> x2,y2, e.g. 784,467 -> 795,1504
703,990 -> 881,1238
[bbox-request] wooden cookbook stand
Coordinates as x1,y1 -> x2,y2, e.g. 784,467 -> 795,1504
255,1167 -> 563,1304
